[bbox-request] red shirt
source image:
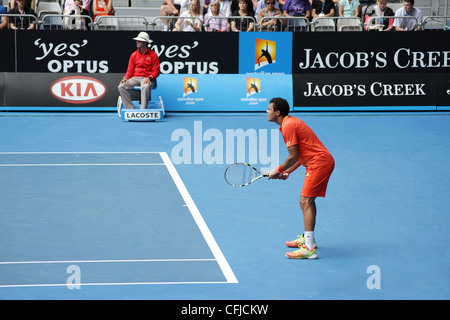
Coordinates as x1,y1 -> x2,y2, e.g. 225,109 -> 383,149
125,48 -> 160,80
279,116 -> 333,168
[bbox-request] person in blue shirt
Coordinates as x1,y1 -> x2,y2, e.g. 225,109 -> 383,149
338,0 -> 360,17
0,0 -> 8,29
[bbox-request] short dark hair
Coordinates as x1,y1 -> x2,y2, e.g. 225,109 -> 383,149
270,97 -> 290,116
404,0 -> 414,5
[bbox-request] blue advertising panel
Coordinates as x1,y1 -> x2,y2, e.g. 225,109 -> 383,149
154,74 -> 293,112
238,32 -> 292,75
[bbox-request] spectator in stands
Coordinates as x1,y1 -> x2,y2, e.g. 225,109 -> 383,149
93,0 -> 115,21
181,0 -> 207,15
0,0 -> 8,30
257,0 -> 282,31
204,0 -> 228,31
65,0 -> 90,30
118,32 -> 160,110
283,0 -> 311,31
160,0 -> 182,31
338,0 -> 359,17
230,0 -> 255,32
311,0 -> 335,18
364,0 -> 394,31
206,0 -> 231,17
203,0 -> 210,13
64,0 -> 90,16
8,0 -> 36,29
254,0 -> 282,20
10,0 -> 35,11
358,0 -> 375,17
173,0 -> 203,31
393,0 -> 422,31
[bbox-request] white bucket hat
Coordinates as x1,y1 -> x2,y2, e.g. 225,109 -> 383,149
133,32 -> 152,44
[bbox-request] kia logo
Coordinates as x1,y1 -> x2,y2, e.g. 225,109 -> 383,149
50,76 -> 107,104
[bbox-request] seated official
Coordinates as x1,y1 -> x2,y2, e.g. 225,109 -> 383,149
118,32 -> 161,110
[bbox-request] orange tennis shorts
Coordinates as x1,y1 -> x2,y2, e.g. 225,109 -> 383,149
301,158 -> 335,198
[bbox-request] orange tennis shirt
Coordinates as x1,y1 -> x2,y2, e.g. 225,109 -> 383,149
279,116 -> 334,197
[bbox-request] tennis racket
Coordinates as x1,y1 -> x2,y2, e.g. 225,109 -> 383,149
224,163 -> 268,187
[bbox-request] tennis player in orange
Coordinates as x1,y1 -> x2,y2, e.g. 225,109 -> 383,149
267,97 -> 334,259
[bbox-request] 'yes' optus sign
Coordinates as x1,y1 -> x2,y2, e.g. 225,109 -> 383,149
50,76 -> 107,104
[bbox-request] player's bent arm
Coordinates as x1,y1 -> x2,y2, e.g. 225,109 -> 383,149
285,161 -> 301,174
282,145 -> 299,173
268,145 -> 299,179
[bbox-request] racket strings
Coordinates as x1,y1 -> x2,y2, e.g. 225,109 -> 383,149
225,164 -> 257,186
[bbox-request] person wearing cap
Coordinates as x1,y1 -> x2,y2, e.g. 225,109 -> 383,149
118,32 -> 161,110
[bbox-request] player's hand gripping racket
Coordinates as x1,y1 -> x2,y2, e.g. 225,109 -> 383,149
224,163 -> 268,187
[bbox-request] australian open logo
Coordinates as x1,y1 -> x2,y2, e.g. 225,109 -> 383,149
241,77 -> 267,106
177,77 -> 204,105
246,77 -> 261,97
255,39 -> 276,71
183,77 -> 198,97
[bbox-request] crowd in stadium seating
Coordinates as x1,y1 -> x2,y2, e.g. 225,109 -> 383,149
0,0 -> 426,31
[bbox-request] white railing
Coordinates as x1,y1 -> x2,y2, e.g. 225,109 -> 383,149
0,13 -> 38,29
204,16 -> 229,32
92,15 -> 149,30
40,14 -> 93,30
422,15 -> 450,30
2,13 -> 449,32
258,16 -> 284,32
310,17 -> 337,32
281,16 -> 310,31
151,15 -> 204,31
391,15 -> 420,30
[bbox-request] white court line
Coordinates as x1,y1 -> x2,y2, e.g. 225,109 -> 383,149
0,151 -> 238,287
160,152 -> 238,284
0,152 -> 160,154
0,259 -> 216,265
0,281 -> 230,288
0,163 -> 165,167
0,152 -> 165,166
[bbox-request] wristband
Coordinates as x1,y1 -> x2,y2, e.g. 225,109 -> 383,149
276,165 -> 285,174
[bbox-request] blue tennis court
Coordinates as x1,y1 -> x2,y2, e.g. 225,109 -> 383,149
0,111 -> 449,300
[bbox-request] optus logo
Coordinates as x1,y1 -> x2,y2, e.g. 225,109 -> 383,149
50,76 -> 107,104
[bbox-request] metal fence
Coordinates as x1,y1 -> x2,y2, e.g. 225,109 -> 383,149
151,16 -> 205,31
1,13 -> 449,32
0,13 -> 38,30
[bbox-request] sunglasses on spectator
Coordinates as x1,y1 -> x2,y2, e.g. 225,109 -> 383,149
266,1 -> 275,4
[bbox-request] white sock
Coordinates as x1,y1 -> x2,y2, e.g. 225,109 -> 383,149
304,231 -> 314,250
163,25 -> 169,31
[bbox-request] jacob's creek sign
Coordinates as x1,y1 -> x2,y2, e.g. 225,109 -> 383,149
292,32 -> 450,74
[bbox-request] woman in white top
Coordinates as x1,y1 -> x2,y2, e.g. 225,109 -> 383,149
173,0 -> 203,31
